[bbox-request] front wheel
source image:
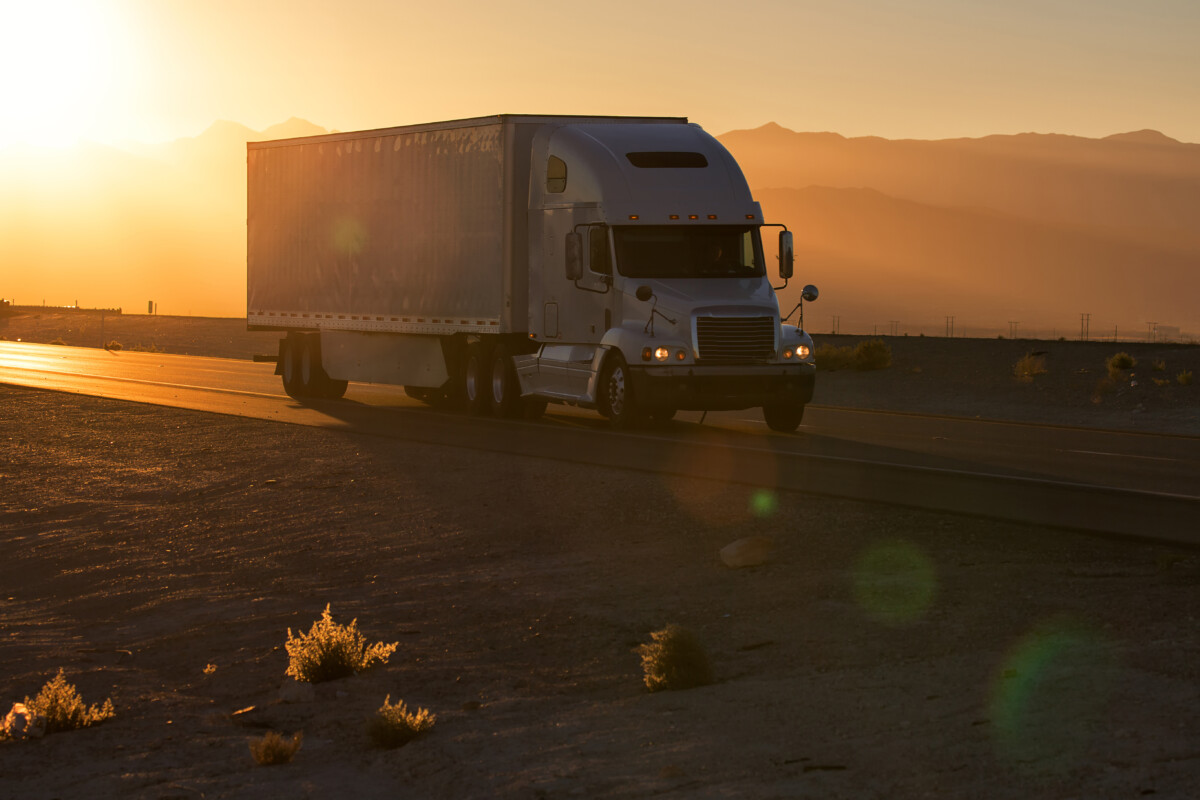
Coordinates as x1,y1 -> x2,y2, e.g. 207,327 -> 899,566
598,353 -> 639,430
763,402 -> 805,433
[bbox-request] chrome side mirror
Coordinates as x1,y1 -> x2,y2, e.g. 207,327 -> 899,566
802,284 -> 819,302
778,230 -> 794,280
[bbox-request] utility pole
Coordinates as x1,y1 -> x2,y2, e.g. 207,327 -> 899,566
831,315 -> 840,334
1080,312 -> 1090,341
945,316 -> 955,338
1147,321 -> 1158,342
888,320 -> 899,336
1008,321 -> 1018,339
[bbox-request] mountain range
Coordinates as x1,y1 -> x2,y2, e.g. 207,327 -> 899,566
1,118 -> 1196,338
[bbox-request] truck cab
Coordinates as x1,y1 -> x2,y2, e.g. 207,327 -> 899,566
520,121 -> 815,430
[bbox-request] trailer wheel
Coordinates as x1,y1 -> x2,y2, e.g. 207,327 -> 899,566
462,341 -> 491,416
297,334 -> 347,399
763,402 -> 805,433
280,336 -> 305,399
599,353 -> 640,429
489,344 -> 523,419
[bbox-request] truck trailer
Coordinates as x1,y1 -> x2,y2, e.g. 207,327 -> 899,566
247,114 -> 818,431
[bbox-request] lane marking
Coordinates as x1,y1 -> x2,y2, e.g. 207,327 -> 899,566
1061,449 -> 1181,463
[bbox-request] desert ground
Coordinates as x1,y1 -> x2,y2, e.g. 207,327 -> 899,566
1,312 -> 1197,799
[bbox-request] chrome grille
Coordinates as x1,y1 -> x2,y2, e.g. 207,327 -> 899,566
695,316 -> 776,364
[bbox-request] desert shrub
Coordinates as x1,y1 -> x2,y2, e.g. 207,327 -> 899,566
250,731 -> 302,765
815,344 -> 856,371
105,340 -> 122,351
1179,370 -> 1194,386
815,340 -> 892,371
1013,352 -> 1047,382
24,669 -> 115,734
1106,351 -> 1136,379
1153,378 -> 1170,387
637,624 -> 713,692
49,337 -> 67,346
1152,359 -> 1166,372
284,604 -> 398,683
367,696 -> 436,748
853,339 -> 892,370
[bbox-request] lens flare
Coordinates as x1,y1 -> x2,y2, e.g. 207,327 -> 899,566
989,619 -> 1118,771
851,539 -> 937,625
749,489 -> 778,518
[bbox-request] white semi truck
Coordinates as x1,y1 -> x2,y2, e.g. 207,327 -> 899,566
247,114 -> 818,431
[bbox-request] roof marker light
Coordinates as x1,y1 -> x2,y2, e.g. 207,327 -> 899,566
688,215 -> 699,220
708,215 -> 718,220
629,214 -> 639,220
669,214 -> 679,220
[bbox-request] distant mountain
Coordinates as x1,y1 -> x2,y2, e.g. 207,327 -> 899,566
720,124 -> 1200,336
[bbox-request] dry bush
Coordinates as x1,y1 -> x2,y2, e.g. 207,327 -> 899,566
1107,351 -> 1136,379
104,340 -> 123,351
285,604 -> 398,683
1013,352 -> 1047,382
815,339 -> 892,371
852,339 -> 892,370
1179,370 -> 1194,386
24,669 -> 115,734
637,624 -> 714,692
366,695 -> 436,748
815,344 -> 856,371
1152,359 -> 1166,372
250,731 -> 302,765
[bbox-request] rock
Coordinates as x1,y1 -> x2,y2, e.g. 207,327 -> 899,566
720,536 -> 773,568
3,702 -> 46,740
278,680 -> 315,704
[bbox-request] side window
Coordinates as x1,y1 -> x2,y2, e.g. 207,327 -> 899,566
588,227 -> 611,275
547,156 -> 567,193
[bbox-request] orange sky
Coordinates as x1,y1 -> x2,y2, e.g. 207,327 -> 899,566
1,0 -> 1197,148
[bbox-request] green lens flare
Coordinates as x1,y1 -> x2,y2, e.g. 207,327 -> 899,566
749,489 -> 778,518
989,619 -> 1117,771
852,539 -> 937,625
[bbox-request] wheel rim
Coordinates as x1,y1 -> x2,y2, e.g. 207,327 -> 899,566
491,358 -> 506,405
465,355 -> 480,402
607,365 -> 626,416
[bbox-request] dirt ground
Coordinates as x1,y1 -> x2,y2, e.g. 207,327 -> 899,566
1,314 -> 1198,798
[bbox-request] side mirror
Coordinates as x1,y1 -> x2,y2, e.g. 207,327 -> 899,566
565,232 -> 583,281
802,284 -> 819,302
778,230 -> 794,280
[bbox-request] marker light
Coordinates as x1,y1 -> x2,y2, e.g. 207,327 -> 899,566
688,215 -> 698,220
641,347 -> 653,361
707,215 -> 718,220
629,215 -> 640,220
784,348 -> 794,359
676,350 -> 686,361
669,214 -> 680,220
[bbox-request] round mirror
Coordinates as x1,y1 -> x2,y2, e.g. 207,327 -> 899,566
802,284 -> 819,302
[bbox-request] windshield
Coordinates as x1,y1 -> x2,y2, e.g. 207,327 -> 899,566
612,225 -> 764,279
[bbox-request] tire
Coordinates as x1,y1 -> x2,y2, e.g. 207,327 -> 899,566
489,344 -> 523,418
462,341 -> 491,416
763,402 -> 805,433
280,336 -> 305,399
298,335 -> 347,399
598,353 -> 639,429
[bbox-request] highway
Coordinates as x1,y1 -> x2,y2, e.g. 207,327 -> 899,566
3,340 -> 1198,543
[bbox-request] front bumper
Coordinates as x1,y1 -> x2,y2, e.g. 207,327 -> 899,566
628,363 -> 816,411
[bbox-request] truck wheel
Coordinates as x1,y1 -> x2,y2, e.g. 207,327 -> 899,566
280,336 -> 305,399
462,341 -> 491,416
763,402 -> 805,433
489,344 -> 523,418
599,353 -> 639,429
298,335 -> 348,399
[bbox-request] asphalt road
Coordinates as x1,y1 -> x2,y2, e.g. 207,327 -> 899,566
3,341 -> 1198,543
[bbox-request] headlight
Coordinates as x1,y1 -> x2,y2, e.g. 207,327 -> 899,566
797,344 -> 811,359
654,346 -> 670,362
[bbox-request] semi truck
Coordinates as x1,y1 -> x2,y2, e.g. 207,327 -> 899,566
246,114 -> 818,431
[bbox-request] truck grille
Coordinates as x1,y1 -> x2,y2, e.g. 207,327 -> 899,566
695,316 -> 776,364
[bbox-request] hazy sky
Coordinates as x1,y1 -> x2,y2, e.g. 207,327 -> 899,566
2,0 -> 1197,147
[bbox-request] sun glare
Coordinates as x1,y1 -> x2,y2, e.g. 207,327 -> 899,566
0,1 -> 131,148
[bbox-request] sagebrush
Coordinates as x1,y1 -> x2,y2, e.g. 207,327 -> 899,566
250,731 -> 302,765
285,604 -> 398,683
637,624 -> 714,692
815,339 -> 892,372
1107,351 -> 1136,379
1179,370 -> 1194,386
366,695 -> 436,748
1013,352 -> 1047,382
24,669 -> 115,734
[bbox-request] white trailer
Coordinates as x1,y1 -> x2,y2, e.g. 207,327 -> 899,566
247,114 -> 817,430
